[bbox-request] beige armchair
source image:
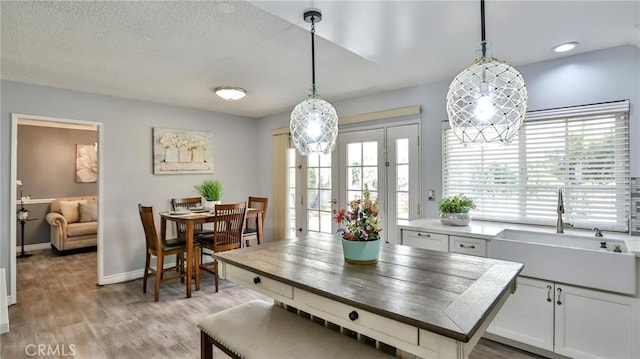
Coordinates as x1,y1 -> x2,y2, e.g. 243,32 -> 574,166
46,196 -> 98,253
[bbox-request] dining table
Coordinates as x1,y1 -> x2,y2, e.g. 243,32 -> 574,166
160,207 -> 263,298
213,233 -> 523,358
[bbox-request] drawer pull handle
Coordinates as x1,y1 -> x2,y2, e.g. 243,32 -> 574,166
459,244 -> 476,249
253,277 -> 261,285
546,285 -> 552,302
348,311 -> 359,321
417,233 -> 431,238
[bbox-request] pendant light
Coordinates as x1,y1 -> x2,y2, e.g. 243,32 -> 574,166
290,9 -> 339,155
446,0 -> 527,144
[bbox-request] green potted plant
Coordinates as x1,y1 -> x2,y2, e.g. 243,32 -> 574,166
193,179 -> 223,210
438,194 -> 475,226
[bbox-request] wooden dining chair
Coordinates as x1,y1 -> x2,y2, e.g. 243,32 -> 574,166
171,197 -> 213,238
196,202 -> 247,292
243,196 -> 268,247
138,204 -> 200,301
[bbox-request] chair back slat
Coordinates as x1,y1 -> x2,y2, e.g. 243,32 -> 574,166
246,196 -> 268,233
138,204 -> 161,252
171,197 -> 204,234
212,202 -> 247,253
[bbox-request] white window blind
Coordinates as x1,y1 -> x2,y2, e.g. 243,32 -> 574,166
443,100 -> 630,232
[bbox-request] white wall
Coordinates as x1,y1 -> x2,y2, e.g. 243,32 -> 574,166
257,45 -> 640,220
1,80 -> 259,298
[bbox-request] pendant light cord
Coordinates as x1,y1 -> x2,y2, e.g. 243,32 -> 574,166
480,0 -> 487,57
310,18 -> 316,93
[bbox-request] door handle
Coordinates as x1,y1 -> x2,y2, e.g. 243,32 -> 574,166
417,233 -> 431,238
546,285 -> 552,302
328,198 -> 337,205
556,287 -> 562,305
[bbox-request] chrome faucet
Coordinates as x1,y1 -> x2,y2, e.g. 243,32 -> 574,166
556,188 -> 572,233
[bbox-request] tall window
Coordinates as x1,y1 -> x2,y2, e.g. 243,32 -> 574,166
443,101 -> 630,232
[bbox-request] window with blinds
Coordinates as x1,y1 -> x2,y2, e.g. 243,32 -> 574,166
443,101 -> 630,232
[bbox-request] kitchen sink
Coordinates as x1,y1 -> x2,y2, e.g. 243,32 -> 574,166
489,229 -> 637,294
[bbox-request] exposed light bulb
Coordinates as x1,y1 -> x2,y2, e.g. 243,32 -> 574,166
474,96 -> 495,123
305,117 -> 322,139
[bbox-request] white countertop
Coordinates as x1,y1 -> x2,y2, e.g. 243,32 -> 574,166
398,218 -> 640,257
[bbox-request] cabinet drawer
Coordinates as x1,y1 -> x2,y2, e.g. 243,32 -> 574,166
226,264 -> 293,299
449,236 -> 487,257
295,288 -> 418,346
401,230 -> 449,252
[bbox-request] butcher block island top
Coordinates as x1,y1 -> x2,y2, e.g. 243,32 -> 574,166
214,233 -> 523,357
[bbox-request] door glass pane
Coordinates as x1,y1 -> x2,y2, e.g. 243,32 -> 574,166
347,143 -> 362,166
319,168 -> 331,189
308,189 -> 319,210
348,167 -> 362,190
308,212 -> 319,232
397,139 -> 409,163
287,148 -> 297,238
396,138 -> 410,221
307,168 -> 318,188
308,153 -> 319,167
363,167 -> 377,191
320,212 -> 332,233
362,142 -> 377,165
319,152 -> 331,167
397,192 -> 409,220
319,189 -> 332,211
397,164 -> 409,191
307,151 -> 333,234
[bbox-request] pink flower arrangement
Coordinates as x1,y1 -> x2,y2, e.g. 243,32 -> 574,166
334,185 -> 382,241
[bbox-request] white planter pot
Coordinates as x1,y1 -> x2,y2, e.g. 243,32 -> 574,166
440,212 -> 471,226
204,200 -> 221,211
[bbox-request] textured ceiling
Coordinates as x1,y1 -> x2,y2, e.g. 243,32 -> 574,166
2,1 -> 639,118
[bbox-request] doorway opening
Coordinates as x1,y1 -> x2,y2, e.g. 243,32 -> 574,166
9,113 -> 104,305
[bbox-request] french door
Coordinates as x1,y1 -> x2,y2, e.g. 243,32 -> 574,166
338,124 -> 420,243
291,123 -> 420,243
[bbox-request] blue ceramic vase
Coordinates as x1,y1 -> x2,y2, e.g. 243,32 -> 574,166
341,238 -> 380,264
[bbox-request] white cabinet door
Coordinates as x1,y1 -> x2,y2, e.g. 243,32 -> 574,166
400,230 -> 448,252
487,276 -> 554,352
555,284 -> 638,359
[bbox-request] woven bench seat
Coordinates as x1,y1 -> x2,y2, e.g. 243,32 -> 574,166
197,300 -> 392,359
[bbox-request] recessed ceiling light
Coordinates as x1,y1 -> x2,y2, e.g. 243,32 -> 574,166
552,42 -> 579,53
214,87 -> 247,101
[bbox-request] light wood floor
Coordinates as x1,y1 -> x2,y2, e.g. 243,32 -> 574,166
1,249 -> 547,359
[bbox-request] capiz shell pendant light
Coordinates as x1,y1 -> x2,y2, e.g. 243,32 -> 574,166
290,9 -> 339,155
446,0 -> 527,144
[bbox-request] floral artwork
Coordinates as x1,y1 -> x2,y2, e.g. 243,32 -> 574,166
76,144 -> 98,183
153,128 -> 213,174
334,185 -> 382,241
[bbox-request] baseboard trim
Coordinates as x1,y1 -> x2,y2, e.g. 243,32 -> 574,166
101,256 -> 213,285
15,242 -> 50,254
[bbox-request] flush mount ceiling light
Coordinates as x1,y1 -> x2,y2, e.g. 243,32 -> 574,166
214,86 -> 247,101
445,0 -> 527,145
289,9 -> 339,156
552,42 -> 579,53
